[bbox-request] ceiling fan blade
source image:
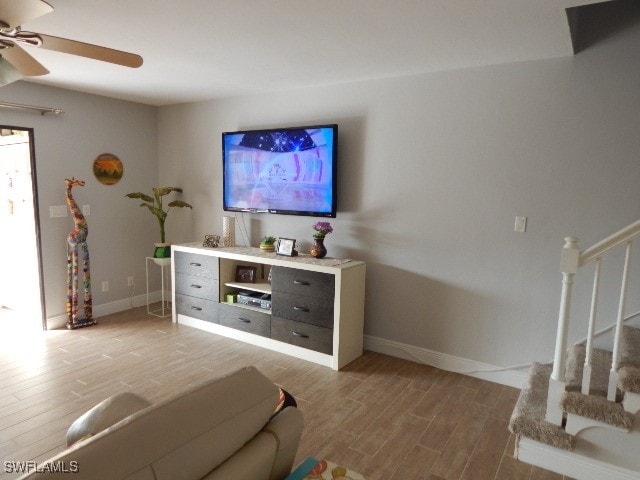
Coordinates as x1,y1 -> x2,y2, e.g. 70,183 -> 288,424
0,56 -> 21,86
0,0 -> 53,28
1,42 -> 48,76
37,34 -> 143,68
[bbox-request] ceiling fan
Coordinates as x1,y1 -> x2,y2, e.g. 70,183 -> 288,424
0,0 -> 143,86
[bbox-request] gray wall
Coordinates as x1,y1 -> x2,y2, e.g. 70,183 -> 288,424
0,82 -> 159,325
1,11 -> 638,374
157,19 -> 640,371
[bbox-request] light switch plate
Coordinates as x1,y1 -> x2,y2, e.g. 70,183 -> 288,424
515,216 -> 527,233
49,205 -> 67,218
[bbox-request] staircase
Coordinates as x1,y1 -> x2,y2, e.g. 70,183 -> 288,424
509,220 -> 640,480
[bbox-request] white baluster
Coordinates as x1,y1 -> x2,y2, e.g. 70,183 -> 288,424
609,241 -> 633,401
582,257 -> 601,395
547,237 -> 580,425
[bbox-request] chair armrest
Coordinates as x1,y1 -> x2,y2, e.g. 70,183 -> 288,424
263,407 -> 304,480
66,392 -> 152,446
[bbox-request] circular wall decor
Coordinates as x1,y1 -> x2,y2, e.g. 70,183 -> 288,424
93,153 -> 123,185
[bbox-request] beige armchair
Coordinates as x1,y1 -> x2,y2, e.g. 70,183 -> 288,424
19,366 -> 303,480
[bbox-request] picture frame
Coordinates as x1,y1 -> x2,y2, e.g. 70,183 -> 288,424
276,238 -> 296,257
202,234 -> 220,248
235,265 -> 257,283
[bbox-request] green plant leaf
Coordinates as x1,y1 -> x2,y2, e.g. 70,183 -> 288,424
168,200 -> 192,209
153,187 -> 183,196
125,192 -> 154,203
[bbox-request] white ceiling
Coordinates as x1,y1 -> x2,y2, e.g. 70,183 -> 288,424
11,0 -> 611,106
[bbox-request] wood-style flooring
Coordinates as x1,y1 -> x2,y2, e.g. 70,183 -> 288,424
0,306 -> 573,480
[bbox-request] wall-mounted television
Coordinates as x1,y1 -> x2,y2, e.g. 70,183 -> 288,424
222,124 -> 337,218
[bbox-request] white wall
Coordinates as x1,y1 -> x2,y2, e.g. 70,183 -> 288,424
157,18 -> 640,371
0,82 -> 159,326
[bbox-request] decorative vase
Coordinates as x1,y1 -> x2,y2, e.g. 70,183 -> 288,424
310,237 -> 327,259
222,216 -> 235,247
153,242 -> 171,259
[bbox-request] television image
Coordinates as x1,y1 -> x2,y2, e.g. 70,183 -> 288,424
223,124 -> 337,217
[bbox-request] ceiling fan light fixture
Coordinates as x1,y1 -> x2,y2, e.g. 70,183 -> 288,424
0,0 -> 143,80
0,56 -> 22,86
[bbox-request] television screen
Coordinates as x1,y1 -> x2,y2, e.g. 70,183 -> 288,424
223,124 -> 337,217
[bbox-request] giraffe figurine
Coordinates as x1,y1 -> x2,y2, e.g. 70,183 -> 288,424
65,177 -> 96,329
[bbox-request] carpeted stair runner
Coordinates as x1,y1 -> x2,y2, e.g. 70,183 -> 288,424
618,366 -> 640,393
618,325 -> 640,394
511,326 -> 640,450
509,363 -> 575,451
560,391 -> 633,430
560,344 -> 633,429
565,344 -> 611,397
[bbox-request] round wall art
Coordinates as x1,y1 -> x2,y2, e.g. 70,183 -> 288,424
93,153 -> 123,185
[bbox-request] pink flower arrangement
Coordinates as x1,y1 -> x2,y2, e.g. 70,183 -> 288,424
312,221 -> 333,238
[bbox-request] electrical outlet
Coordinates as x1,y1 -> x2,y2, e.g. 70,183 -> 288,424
127,276 -> 135,286
101,281 -> 109,292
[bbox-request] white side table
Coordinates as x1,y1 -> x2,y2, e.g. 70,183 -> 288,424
146,257 -> 171,318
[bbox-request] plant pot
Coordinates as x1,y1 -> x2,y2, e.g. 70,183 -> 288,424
260,244 -> 276,252
153,242 -> 171,259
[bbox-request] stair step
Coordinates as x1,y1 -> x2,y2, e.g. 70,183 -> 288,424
560,391 -> 634,430
509,363 -> 575,451
620,325 -> 640,369
565,344 -> 611,397
616,325 -> 640,394
618,366 -> 640,394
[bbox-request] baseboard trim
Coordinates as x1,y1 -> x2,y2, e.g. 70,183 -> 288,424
46,291 -> 165,329
517,437 -> 640,480
364,335 -> 528,389
46,304 -> 526,388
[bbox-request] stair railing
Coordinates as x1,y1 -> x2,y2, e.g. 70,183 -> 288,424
546,219 -> 640,426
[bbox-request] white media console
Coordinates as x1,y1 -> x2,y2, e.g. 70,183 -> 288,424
171,244 -> 366,370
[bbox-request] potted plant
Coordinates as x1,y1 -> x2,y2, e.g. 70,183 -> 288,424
259,236 -> 277,252
125,187 -> 192,259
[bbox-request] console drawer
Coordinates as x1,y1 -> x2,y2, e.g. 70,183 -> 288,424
271,267 -> 334,299
272,291 -> 333,328
174,251 -> 218,279
175,273 -> 219,302
175,294 -> 219,323
271,316 -> 333,355
219,303 -> 270,338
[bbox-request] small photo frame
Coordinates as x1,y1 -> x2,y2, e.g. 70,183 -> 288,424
276,238 -> 296,256
235,265 -> 257,283
202,234 -> 220,248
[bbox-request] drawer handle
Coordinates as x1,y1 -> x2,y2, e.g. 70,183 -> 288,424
293,280 -> 310,285
292,331 -> 309,338
191,306 -> 203,311
293,306 -> 309,312
190,284 -> 202,289
238,318 -> 251,323
190,262 -> 202,267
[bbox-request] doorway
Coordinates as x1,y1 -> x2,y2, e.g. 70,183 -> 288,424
0,126 -> 45,333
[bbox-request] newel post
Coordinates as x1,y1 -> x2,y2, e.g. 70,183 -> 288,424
546,236 -> 580,425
